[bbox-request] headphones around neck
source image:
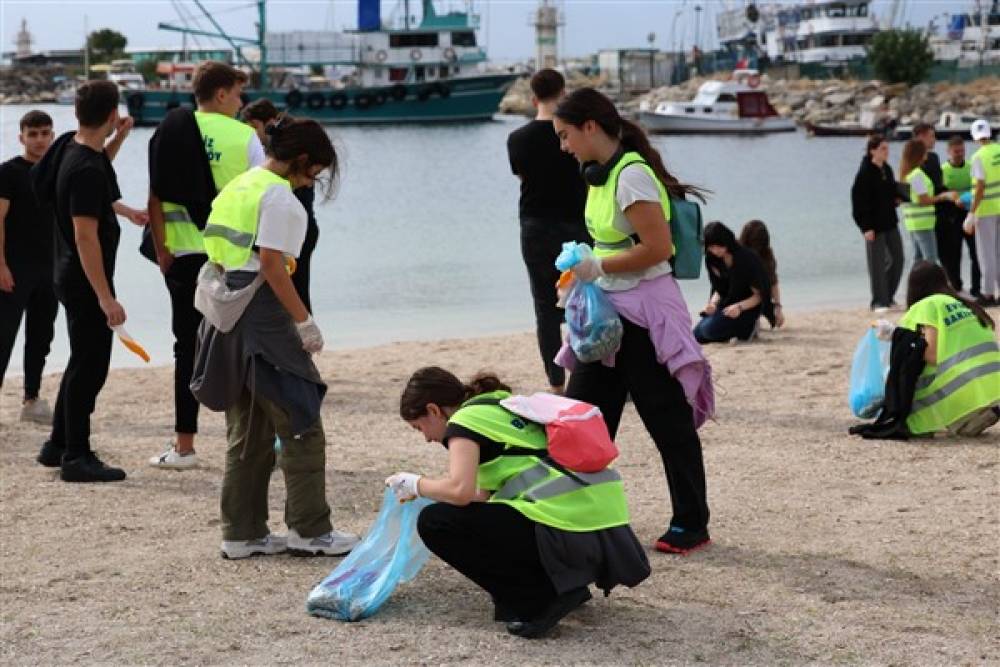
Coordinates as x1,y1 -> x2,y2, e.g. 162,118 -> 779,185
581,145 -> 626,186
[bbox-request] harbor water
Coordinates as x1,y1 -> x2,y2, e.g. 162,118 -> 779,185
1,105 -> 971,373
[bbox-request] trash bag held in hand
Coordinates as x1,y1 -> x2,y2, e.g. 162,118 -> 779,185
306,489 -> 432,622
848,327 -> 891,419
555,242 -> 624,363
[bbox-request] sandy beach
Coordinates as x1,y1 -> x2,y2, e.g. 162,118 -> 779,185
1,307 -> 997,665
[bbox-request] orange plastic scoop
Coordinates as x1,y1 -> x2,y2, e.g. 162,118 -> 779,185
556,270 -> 574,289
112,325 -> 150,363
285,256 -> 298,275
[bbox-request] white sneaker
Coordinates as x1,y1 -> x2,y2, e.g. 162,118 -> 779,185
287,528 -> 360,556
221,533 -> 287,559
149,445 -> 199,470
19,398 -> 53,425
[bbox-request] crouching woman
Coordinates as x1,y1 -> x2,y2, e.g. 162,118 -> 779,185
388,367 -> 650,639
898,261 -> 1000,437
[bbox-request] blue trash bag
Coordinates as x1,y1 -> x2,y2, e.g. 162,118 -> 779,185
555,242 -> 624,363
848,328 -> 891,419
306,489 -> 433,621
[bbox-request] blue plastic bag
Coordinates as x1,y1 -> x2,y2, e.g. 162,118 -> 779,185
555,243 -> 624,363
848,328 -> 891,419
306,489 -> 432,621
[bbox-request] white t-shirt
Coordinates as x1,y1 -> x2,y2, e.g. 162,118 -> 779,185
597,164 -> 673,292
247,134 -> 266,168
910,171 -> 929,197
236,184 -> 307,272
971,152 -> 986,181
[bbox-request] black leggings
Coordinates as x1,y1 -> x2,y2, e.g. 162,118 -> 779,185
566,316 -> 710,532
417,502 -> 557,619
165,255 -> 205,434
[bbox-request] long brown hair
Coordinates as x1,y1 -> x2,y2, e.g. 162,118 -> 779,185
906,261 -> 994,329
898,139 -> 927,181
555,87 -> 707,202
265,114 -> 339,199
399,367 -> 511,420
739,220 -> 778,286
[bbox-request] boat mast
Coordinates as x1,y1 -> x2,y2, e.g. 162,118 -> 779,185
405,0 -> 411,30
258,0 -> 268,89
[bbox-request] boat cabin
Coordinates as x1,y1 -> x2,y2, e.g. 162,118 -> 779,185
652,70 -> 779,119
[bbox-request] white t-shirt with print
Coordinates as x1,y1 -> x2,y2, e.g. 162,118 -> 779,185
597,163 -> 673,292
909,171 -> 929,197
236,183 -> 308,272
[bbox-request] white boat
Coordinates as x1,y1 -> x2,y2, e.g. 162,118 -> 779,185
638,70 -> 796,135
930,1 -> 1000,67
894,111 -> 1000,141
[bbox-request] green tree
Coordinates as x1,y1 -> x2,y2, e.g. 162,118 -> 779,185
87,29 -> 128,64
867,29 -> 933,86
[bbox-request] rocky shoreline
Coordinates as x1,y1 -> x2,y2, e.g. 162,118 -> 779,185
500,74 -> 1000,128
0,66 -> 62,104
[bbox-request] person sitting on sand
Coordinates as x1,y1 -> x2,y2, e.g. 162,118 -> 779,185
896,261 -> 1000,437
189,116 -> 358,559
739,219 -> 783,328
694,221 -> 772,344
387,367 -> 650,639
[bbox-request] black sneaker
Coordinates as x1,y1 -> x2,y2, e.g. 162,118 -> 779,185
60,453 -> 127,483
36,440 -> 65,467
506,587 -> 591,639
655,526 -> 711,555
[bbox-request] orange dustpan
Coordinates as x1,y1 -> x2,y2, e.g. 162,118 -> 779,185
112,325 -> 150,363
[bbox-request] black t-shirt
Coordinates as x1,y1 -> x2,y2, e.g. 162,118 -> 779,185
0,156 -> 54,269
442,423 -> 504,463
507,119 -> 587,222
53,142 -> 121,290
706,246 -> 771,309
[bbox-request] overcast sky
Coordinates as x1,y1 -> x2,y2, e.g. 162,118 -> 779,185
1,1 -> 953,63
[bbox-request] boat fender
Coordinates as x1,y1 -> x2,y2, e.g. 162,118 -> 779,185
417,86 -> 434,102
127,93 -> 145,114
748,74 -> 761,88
410,48 -> 423,61
443,47 -> 457,62
376,49 -> 388,63
306,92 -> 326,110
373,91 -> 387,105
285,89 -> 304,109
355,93 -> 372,109
390,84 -> 407,101
329,92 -> 348,110
435,82 -> 451,99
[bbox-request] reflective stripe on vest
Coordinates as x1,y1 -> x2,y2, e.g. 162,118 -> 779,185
203,167 -> 292,270
902,168 -> 936,231
161,112 -> 256,254
583,151 -> 672,259
972,143 -> 1000,216
899,294 -> 1000,434
448,391 -> 630,532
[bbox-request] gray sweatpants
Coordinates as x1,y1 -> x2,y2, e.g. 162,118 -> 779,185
975,215 -> 1000,298
865,227 -> 905,308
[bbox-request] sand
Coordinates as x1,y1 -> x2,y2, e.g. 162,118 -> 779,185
1,308 -> 998,665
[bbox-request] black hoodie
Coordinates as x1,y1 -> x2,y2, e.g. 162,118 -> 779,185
31,131 -> 121,294
850,156 -> 900,234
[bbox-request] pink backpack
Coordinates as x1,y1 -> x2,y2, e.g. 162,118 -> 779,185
499,393 -> 619,473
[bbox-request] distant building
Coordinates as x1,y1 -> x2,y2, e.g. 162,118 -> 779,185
8,49 -> 85,67
598,48 -> 675,96
533,1 -> 562,71
15,19 -> 32,58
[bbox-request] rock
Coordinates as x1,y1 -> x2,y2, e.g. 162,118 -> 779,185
867,94 -> 886,108
824,91 -> 854,107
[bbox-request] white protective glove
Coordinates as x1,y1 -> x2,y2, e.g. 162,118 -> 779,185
295,316 -> 324,354
385,472 -> 422,502
572,251 -> 605,283
872,319 -> 895,341
963,213 -> 978,236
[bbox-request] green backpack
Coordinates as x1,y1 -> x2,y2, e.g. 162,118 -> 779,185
669,197 -> 703,280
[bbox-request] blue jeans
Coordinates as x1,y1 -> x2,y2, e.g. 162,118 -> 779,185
693,308 -> 760,344
910,229 -> 939,264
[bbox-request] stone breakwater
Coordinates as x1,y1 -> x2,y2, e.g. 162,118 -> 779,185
626,75 -> 1000,127
0,67 -> 62,104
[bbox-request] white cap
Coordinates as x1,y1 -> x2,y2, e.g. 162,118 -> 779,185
970,119 -> 992,141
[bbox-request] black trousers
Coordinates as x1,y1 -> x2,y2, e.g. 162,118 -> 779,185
417,502 -> 557,619
165,255 -> 205,434
48,285 -> 113,459
865,226 -> 905,308
0,264 -> 58,400
291,221 -> 318,313
520,217 -> 590,388
566,316 -> 710,532
937,204 -> 982,295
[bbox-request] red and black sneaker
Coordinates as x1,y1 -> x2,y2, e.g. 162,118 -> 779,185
655,526 -> 711,555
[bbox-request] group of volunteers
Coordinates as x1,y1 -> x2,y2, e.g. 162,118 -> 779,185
1,62 -> 997,639
851,122 -> 999,312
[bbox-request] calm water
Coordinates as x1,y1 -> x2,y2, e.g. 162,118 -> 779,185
1,105 -> 970,373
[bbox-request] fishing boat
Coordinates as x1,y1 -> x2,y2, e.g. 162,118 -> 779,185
894,111 -> 1000,141
638,69 -> 796,135
124,0 -> 519,126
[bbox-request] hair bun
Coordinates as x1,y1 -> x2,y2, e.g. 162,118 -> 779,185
265,113 -> 290,136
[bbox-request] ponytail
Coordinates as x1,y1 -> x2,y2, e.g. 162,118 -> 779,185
399,367 -> 511,420
620,118 -> 706,202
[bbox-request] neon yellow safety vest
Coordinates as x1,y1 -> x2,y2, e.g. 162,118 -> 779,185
203,167 -> 291,270
970,142 -> 1000,217
583,151 -> 672,259
902,168 -> 936,232
162,111 -> 256,254
898,294 -> 1000,435
941,160 -> 972,193
448,391 -> 630,532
